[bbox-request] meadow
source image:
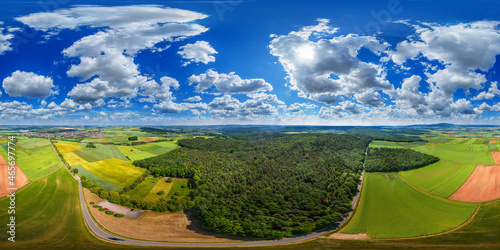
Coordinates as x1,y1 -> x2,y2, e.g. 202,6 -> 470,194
123,176 -> 159,200
123,177 -> 190,202
145,178 -> 174,202
340,172 -> 478,238
401,161 -> 477,197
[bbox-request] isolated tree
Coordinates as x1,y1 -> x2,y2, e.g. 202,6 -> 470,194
73,168 -> 78,174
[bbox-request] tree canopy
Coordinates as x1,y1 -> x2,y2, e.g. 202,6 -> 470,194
133,133 -> 370,238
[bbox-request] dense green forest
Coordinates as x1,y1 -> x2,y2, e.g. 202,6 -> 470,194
365,147 -> 439,172
133,134 -> 370,238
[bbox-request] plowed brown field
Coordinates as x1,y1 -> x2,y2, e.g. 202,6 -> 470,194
0,154 -> 29,197
449,165 -> 500,202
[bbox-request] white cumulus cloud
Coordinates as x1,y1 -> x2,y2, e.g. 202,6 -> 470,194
178,41 -> 217,66
2,71 -> 57,98
188,69 -> 273,94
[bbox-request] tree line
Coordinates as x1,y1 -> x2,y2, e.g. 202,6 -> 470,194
365,147 -> 439,172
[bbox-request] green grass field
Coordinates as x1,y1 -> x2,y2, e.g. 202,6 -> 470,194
370,141 -> 403,148
401,161 -> 477,198
17,138 -> 51,149
91,144 -> 129,161
0,139 -> 61,180
73,148 -> 110,163
123,177 -> 159,200
0,168 -> 112,249
117,145 -> 156,161
340,173 -> 477,238
369,140 -> 425,149
73,165 -> 122,192
413,143 -> 494,165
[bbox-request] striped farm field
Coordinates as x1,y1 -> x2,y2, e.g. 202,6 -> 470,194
340,173 -> 477,239
1,139 -> 61,180
401,161 -> 477,198
117,145 -> 156,161
73,148 -> 109,162
72,165 -> 122,192
83,158 -> 145,187
91,144 -> 129,161
55,142 -> 146,190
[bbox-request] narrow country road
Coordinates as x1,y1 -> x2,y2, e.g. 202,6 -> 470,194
54,141 -> 368,247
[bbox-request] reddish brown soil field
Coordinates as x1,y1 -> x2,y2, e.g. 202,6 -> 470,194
492,152 -> 500,164
92,138 -> 109,143
140,137 -> 159,143
449,165 -> 500,202
0,154 -> 30,197
489,140 -> 496,144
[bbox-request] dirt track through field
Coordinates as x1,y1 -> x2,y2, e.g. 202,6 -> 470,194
449,164 -> 500,202
0,154 -> 29,197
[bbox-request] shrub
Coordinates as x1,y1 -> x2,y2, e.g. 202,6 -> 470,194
90,202 -> 95,205
93,205 -> 99,208
157,190 -> 165,195
115,214 -> 125,218
181,185 -> 186,188
166,178 -> 173,183
99,208 -> 106,211
105,211 -> 114,215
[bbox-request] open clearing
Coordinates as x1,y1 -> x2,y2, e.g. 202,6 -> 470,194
449,165 -> 500,202
340,173 -> 477,238
0,154 -> 29,197
401,161 -> 477,198
370,140 -> 404,148
123,176 -> 159,200
84,188 -> 244,243
145,177 -> 174,202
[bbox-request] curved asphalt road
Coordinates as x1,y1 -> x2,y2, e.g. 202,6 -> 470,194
62,143 -> 368,247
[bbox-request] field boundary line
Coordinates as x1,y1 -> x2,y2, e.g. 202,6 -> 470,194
425,162 -> 469,192
398,172 -> 471,202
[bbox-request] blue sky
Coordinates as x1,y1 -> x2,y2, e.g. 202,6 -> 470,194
1,0 -> 500,125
